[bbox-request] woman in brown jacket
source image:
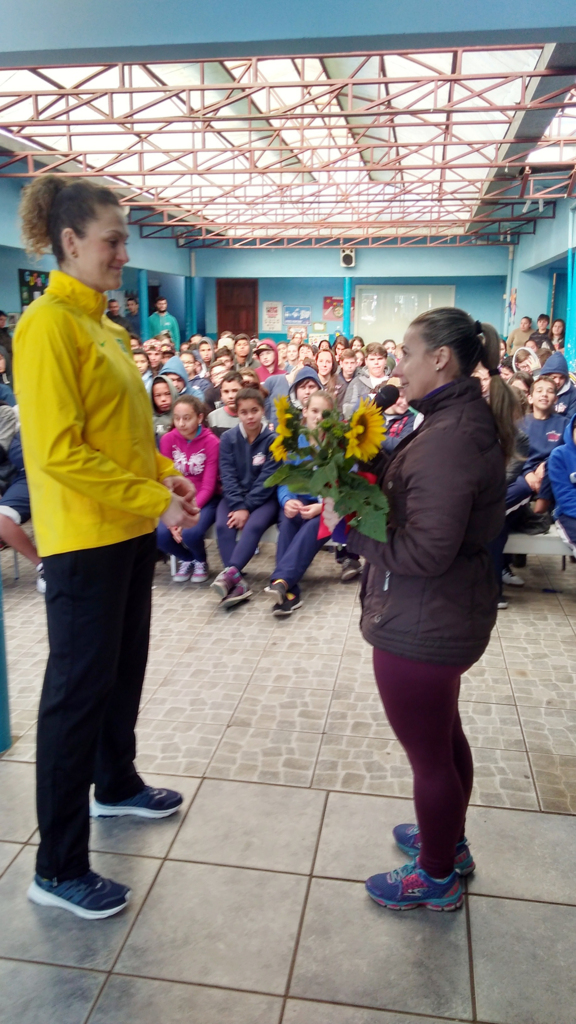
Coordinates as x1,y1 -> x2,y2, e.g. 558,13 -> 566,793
348,308 -> 516,912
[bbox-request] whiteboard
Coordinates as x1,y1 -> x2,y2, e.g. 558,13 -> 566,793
353,285 -> 455,346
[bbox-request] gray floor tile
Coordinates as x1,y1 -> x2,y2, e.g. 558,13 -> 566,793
135,718 -> 226,775
470,748 -> 538,809
459,701 -> 525,751
0,846 -> 160,970
0,761 -> 37,841
315,792 -> 414,880
0,841 -> 22,876
471,895 -> 576,1024
256,652 -> 341,689
230,683 -> 332,733
170,779 -> 325,872
116,859 -> 306,993
91,975 -> 282,1024
89,774 -> 200,858
285,1002 -> 470,1024
0,958 -> 104,1024
290,878 -> 472,1018
529,752 -> 576,812
466,804 -> 576,903
206,726 -> 322,786
518,706 -> 576,755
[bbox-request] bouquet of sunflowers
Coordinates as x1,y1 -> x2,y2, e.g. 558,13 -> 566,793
266,396 -> 389,542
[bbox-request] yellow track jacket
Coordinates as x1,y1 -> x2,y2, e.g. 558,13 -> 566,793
14,270 -> 175,557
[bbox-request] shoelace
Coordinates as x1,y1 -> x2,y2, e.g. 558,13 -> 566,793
387,863 -> 418,884
54,871 -> 102,900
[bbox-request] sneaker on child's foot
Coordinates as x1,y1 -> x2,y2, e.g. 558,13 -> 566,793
173,560 -> 194,583
392,823 -> 475,876
191,561 -> 209,583
497,599 -> 509,610
273,592 -> 303,617
91,785 -> 183,819
36,563 -> 46,594
28,870 -> 130,920
221,578 -> 252,607
502,569 -> 525,587
265,579 -> 287,605
211,566 -> 240,598
365,858 -> 463,911
340,557 -> 362,582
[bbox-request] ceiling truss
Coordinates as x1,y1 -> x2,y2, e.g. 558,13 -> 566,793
0,47 -> 574,247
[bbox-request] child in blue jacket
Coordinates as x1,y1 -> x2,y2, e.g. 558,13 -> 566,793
548,413 -> 576,551
212,388 -> 278,607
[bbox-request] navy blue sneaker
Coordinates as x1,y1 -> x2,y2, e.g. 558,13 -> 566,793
90,785 -> 183,819
393,823 -> 475,876
28,870 -> 130,920
366,858 -> 463,912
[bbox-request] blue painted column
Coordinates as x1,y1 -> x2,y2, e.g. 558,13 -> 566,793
185,276 -> 195,339
0,567 -> 11,754
343,277 -> 353,339
138,269 -> 149,341
566,205 -> 576,372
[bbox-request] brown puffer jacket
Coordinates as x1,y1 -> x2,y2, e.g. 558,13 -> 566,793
349,377 -> 506,666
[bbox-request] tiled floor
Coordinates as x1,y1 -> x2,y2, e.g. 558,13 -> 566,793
1,542 -> 576,1024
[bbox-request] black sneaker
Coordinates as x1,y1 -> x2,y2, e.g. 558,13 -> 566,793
273,592 -> 303,616
265,579 -> 287,605
340,557 -> 362,582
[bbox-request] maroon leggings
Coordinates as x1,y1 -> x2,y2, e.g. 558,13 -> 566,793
373,647 -> 473,879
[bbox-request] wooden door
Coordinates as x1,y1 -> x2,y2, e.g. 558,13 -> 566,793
216,279 -> 258,336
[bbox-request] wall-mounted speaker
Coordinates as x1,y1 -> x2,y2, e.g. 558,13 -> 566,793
340,248 -> 355,268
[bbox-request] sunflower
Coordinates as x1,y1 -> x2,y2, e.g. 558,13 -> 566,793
274,395 -> 294,439
270,435 -> 289,462
344,399 -> 386,461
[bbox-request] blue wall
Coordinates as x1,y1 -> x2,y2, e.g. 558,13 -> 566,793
204,274 -> 507,339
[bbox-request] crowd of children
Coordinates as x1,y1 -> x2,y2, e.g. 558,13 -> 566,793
2,306 -> 576,615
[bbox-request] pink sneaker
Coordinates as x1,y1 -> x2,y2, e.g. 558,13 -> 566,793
211,566 -> 240,598
173,560 -> 194,583
191,561 -> 209,583
222,578 -> 252,607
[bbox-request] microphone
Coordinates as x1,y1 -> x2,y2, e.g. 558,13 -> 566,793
374,384 -> 400,411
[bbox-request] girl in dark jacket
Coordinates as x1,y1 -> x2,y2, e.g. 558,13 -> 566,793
348,308 -> 516,912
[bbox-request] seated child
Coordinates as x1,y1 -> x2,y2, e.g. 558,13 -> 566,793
162,354 -> 191,394
534,351 -> 576,420
0,431 -> 45,592
519,377 -> 566,512
207,371 -> 243,436
267,391 -> 335,616
212,388 -> 278,608
548,412 -> 576,553
156,395 -> 220,583
151,373 -> 178,442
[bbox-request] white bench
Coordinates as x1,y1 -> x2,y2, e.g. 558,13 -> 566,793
168,522 -> 574,575
504,523 -> 572,567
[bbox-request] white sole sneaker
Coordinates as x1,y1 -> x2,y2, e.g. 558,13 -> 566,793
27,880 -> 130,919
90,799 -> 181,819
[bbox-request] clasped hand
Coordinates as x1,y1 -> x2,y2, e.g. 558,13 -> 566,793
161,476 -> 200,528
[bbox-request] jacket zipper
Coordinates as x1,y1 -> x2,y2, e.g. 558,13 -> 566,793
383,571 -> 391,592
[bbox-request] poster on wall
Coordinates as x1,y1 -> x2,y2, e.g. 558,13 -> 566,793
323,296 -> 356,321
262,301 -> 282,332
19,269 -> 50,311
283,305 -> 311,326
286,325 -> 308,341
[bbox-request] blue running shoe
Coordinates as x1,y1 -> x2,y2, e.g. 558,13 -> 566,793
393,823 -> 475,876
28,870 -> 130,920
366,858 -> 463,912
90,785 -> 183,819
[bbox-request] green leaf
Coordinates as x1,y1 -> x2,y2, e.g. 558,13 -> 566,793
309,461 -> 338,492
353,508 -> 388,543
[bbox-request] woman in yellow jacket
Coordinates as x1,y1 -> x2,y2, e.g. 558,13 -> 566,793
14,177 -> 199,920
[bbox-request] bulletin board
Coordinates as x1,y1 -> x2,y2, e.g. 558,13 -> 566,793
354,285 -> 455,346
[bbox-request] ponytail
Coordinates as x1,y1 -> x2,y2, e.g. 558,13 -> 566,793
477,322 -> 522,463
19,175 -> 120,261
412,307 -> 521,463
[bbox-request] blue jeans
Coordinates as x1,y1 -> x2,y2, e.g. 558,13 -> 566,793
216,496 -> 279,572
156,496 -> 219,563
272,510 -> 327,595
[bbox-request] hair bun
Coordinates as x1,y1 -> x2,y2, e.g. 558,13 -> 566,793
475,320 -> 483,335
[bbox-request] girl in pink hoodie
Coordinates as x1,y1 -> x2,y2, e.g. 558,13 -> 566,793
157,395 -> 220,583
